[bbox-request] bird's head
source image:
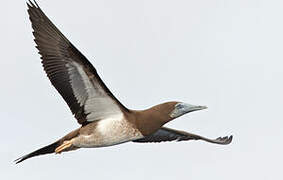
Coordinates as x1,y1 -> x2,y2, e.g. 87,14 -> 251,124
146,101 -> 207,123
135,101 -> 207,136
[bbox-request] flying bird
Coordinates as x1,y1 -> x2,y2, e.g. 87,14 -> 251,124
15,1 -> 232,164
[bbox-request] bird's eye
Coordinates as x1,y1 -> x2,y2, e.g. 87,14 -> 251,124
176,103 -> 184,109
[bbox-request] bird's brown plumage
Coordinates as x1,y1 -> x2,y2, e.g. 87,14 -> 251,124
133,102 -> 178,136
15,1 -> 232,164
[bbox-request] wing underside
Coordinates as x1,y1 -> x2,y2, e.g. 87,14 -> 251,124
133,127 -> 233,145
27,1 -> 128,124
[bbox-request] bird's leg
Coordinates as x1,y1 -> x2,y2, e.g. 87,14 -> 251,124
55,140 -> 73,154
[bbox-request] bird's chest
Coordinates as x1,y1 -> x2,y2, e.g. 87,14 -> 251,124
77,114 -> 143,147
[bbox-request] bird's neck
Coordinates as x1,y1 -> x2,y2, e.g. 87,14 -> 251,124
131,108 -> 173,136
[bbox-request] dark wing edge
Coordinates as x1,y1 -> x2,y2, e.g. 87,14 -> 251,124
26,1 -> 129,124
133,127 -> 233,145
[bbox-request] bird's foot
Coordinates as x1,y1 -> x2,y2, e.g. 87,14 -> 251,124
55,140 -> 73,154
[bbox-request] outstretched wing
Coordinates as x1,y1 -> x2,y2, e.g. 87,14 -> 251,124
27,1 -> 129,125
133,127 -> 233,145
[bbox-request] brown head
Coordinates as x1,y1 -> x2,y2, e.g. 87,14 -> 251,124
133,101 -> 207,136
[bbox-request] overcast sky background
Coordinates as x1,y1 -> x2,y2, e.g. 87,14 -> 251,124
1,0 -> 282,179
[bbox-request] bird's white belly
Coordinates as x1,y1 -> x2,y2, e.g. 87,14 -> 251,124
75,114 -> 143,148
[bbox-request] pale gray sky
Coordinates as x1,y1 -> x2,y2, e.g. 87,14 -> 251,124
1,0 -> 282,179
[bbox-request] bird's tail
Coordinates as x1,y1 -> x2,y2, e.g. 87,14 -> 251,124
14,141 -> 60,164
15,128 -> 80,164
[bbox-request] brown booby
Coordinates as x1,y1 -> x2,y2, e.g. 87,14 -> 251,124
15,1 -> 232,164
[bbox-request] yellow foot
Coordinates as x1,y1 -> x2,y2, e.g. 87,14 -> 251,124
55,140 -> 73,154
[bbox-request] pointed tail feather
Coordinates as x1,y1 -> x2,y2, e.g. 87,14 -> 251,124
14,141 -> 59,164
15,128 -> 80,164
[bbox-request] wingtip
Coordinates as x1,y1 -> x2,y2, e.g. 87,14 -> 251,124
26,2 -> 31,8
224,135 -> 233,144
216,135 -> 233,145
26,0 -> 38,8
27,0 -> 33,7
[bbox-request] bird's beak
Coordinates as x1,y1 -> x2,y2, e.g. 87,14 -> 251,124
185,104 -> 207,112
170,103 -> 207,118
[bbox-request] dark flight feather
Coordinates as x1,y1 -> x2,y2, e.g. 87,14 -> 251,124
134,127 -> 233,145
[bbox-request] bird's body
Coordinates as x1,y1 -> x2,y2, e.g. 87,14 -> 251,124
15,1 -> 232,164
74,114 -> 143,148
